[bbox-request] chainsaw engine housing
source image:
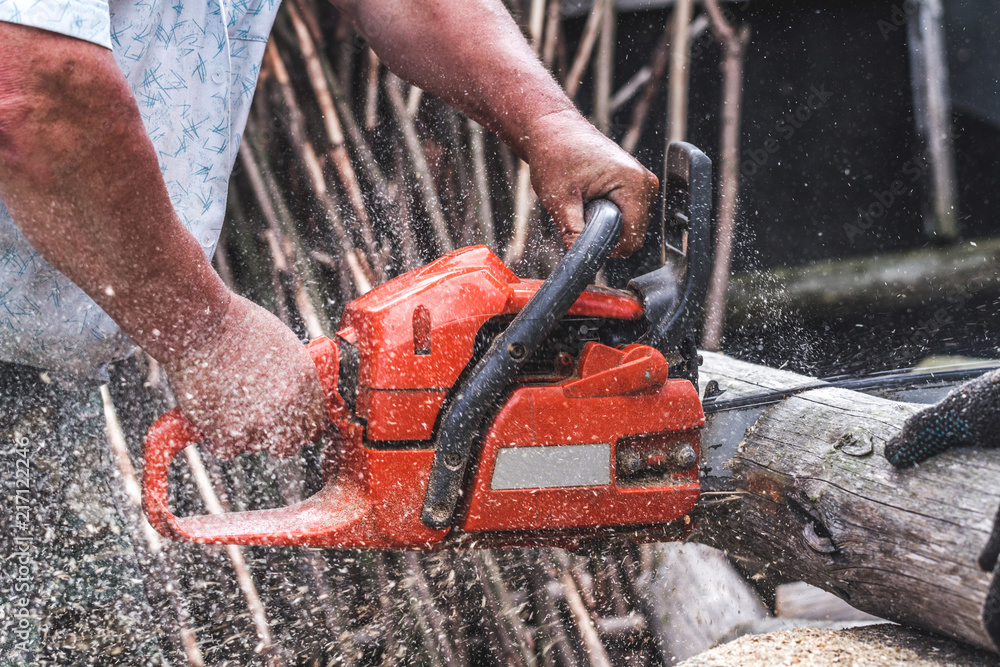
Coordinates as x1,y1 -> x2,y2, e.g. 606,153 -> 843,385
320,243 -> 703,547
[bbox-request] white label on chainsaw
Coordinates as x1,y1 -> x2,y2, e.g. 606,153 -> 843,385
490,443 -> 611,490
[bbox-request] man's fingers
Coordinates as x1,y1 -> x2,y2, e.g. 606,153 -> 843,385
884,408 -> 969,467
609,194 -> 654,257
543,177 -> 658,257
607,170 -> 659,258
545,195 -> 585,251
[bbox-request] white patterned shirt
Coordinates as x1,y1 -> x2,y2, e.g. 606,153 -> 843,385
0,0 -> 281,377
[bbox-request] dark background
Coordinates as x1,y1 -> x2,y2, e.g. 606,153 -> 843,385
565,0 -> 1000,375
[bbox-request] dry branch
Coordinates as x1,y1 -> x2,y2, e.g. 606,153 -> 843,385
701,1 -> 751,350
264,42 -> 374,293
563,0 -> 609,100
666,0 -> 694,144
285,1 -> 383,281
384,71 -> 455,254
592,0 -> 615,133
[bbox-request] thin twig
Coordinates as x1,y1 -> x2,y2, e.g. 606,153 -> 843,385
264,42 -> 374,293
541,0 -> 561,69
365,48 -> 381,131
526,551 -> 580,667
406,84 -> 424,118
553,551 -> 612,667
563,0 -> 609,99
320,50 -> 397,203
619,17 -> 671,152
184,448 -> 280,662
504,160 -> 536,265
374,553 -> 398,666
667,0 -> 694,144
610,66 -> 652,113
100,387 -> 206,667
385,71 -> 455,253
468,119 -> 498,249
402,552 -> 457,666
239,134 -> 329,335
285,0 -> 384,282
593,0 -> 615,133
480,551 -> 538,667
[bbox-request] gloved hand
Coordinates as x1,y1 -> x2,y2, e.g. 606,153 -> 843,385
884,368 -> 1000,467
884,368 -> 1000,647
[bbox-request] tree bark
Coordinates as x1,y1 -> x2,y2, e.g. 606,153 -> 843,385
694,351 -> 1000,653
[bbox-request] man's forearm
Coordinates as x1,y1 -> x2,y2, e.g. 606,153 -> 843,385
0,24 -> 230,363
341,0 -> 577,160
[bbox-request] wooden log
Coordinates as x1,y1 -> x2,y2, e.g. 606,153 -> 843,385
695,351 -> 1000,652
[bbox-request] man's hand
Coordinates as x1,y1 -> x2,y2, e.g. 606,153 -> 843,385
163,295 -> 328,460
884,367 -> 1000,648
1,25 -> 327,462
525,111 -> 659,257
341,0 -> 658,257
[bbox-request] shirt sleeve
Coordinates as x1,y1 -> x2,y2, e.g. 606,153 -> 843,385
0,0 -> 111,49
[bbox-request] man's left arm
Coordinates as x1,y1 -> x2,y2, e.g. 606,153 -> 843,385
334,0 -> 659,256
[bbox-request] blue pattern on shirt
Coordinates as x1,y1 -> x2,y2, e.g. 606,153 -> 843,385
0,0 -> 280,377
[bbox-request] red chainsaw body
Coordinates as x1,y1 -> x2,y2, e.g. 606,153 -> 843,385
143,245 -> 704,549
339,245 -> 647,442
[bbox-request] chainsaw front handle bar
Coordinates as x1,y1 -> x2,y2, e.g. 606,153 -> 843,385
143,407 -> 202,540
420,199 -> 623,529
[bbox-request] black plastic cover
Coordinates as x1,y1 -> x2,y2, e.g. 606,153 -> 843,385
628,141 -> 713,385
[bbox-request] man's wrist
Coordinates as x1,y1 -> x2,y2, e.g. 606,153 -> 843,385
516,108 -> 595,165
117,232 -> 234,366
141,280 -> 233,367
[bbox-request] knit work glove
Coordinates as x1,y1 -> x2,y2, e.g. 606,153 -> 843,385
885,368 -> 1000,467
884,368 -> 1000,647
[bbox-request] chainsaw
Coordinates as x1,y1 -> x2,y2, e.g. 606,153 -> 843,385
142,141 -> 713,550
143,138 -> 1000,550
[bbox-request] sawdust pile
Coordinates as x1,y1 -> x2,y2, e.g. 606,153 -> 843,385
679,624 -> 998,667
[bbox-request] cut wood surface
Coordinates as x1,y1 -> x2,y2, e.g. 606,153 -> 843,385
694,351 -> 1000,652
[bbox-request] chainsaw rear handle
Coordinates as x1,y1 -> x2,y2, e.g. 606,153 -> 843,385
420,199 -> 623,530
142,337 -> 343,543
143,408 -> 202,540
628,142 -> 712,364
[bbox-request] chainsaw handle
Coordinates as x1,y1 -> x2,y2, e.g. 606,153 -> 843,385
421,199 -> 623,529
142,408 -> 204,539
142,337 -> 348,544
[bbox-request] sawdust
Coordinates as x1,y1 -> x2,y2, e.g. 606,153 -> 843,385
678,624 -> 999,667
